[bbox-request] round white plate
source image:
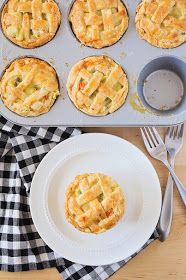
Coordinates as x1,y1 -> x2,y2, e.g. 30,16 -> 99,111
30,133 -> 161,266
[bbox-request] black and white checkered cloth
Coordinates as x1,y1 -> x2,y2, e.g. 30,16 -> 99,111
0,115 -> 159,280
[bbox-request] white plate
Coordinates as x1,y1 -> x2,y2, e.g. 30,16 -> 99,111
30,133 -> 161,266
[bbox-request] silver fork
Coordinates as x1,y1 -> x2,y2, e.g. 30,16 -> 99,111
140,127 -> 186,208
158,124 -> 184,241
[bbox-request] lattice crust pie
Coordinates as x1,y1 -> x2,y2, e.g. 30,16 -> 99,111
1,0 -> 61,48
65,173 -> 125,234
69,0 -> 129,48
66,56 -> 128,116
135,0 -> 186,49
0,57 -> 60,117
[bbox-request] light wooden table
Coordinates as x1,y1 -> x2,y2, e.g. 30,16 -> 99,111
1,127 -> 186,280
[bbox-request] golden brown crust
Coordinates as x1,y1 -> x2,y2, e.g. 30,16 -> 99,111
66,56 -> 128,116
135,0 -> 186,49
0,57 -> 60,117
1,0 -> 61,49
69,0 -> 129,48
65,173 -> 125,234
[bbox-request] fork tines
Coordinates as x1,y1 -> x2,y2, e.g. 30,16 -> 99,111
140,127 -> 163,149
166,124 -> 184,140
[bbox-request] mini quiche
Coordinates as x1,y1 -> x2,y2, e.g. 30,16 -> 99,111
0,57 -> 60,117
1,0 -> 61,48
65,173 -> 125,234
69,0 -> 129,48
66,56 -> 128,116
135,0 -> 186,49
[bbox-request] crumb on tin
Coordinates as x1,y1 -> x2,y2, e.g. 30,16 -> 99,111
120,51 -> 127,59
130,93 -> 147,114
49,58 -> 55,65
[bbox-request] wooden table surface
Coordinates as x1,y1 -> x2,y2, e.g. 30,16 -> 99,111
1,127 -> 186,280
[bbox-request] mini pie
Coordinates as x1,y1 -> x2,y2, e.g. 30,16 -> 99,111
0,57 -> 60,117
69,0 -> 129,48
65,173 -> 125,234
66,56 -> 128,116
1,0 -> 61,48
135,0 -> 186,49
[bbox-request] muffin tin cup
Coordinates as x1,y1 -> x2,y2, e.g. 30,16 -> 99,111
68,0 -> 129,49
66,54 -> 129,117
0,55 -> 61,117
0,0 -> 62,49
137,56 -> 186,116
0,0 -> 186,127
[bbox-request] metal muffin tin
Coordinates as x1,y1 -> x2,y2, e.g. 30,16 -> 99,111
0,0 -> 185,127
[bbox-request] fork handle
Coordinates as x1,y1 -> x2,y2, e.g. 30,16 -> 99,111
158,155 -> 175,242
165,162 -> 186,208
158,174 -> 173,241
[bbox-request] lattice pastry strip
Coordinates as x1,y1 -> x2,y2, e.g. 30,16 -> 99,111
1,0 -> 61,48
67,56 -> 129,116
69,0 -> 129,48
135,0 -> 186,48
65,173 -> 125,234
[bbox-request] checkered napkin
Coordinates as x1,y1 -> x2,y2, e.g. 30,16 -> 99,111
0,115 -> 159,280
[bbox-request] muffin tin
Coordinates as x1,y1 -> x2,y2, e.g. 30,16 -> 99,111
0,0 -> 186,127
